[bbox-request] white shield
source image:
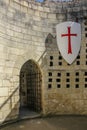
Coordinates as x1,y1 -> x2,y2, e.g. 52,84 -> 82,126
56,22 -> 81,64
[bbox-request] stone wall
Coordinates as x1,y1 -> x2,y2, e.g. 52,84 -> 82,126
0,0 -> 87,124
43,21 -> 87,115
0,0 -> 57,123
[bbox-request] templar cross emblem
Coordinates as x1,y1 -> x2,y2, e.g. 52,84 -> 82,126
61,27 -> 77,54
56,22 -> 81,64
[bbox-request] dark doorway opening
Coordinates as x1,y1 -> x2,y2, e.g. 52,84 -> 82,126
19,60 -> 42,118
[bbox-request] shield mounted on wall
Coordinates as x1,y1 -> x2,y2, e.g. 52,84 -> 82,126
56,22 -> 81,64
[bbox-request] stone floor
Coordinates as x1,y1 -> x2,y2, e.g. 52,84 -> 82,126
19,107 -> 41,119
1,116 -> 87,130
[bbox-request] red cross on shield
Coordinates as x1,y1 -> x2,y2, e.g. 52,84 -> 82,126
56,22 -> 81,64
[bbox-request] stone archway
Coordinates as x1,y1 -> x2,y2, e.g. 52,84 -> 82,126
20,60 -> 42,113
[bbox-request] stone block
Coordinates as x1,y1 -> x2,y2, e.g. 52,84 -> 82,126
35,11 -> 40,17
40,12 -> 47,18
32,4 -> 38,10
43,7 -> 50,12
23,1 -> 28,7
28,8 -> 34,15
0,88 -> 8,96
3,80 -> 11,87
6,29 -> 14,37
48,13 -> 56,19
33,25 -> 42,31
33,16 -> 41,21
4,67 -> 13,74
38,6 -> 44,11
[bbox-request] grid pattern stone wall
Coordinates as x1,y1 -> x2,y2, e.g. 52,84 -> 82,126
44,23 -> 87,115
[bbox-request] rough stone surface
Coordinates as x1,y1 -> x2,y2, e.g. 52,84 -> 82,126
1,116 -> 87,130
0,0 -> 87,124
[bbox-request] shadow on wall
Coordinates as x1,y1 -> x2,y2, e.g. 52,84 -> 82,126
0,87 -> 19,125
45,33 -> 57,48
38,33 -> 57,68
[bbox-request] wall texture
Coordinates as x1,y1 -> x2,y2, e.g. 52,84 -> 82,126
0,0 -> 87,124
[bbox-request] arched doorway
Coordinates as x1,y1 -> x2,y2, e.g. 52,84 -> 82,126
20,60 -> 42,114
